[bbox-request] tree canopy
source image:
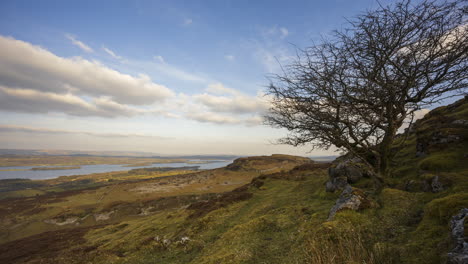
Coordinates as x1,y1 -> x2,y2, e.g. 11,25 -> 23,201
266,0 -> 467,176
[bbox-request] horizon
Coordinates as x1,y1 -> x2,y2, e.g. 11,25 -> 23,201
0,0 -> 458,156
0,147 -> 339,159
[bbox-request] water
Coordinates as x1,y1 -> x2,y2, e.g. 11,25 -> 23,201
0,160 -> 233,180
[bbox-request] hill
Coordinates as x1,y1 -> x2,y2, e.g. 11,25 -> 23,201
0,99 -> 467,263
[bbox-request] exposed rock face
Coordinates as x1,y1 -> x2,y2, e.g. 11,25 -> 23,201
226,154 -> 312,171
327,186 -> 373,221
423,176 -> 445,193
448,208 -> 468,264
452,119 -> 468,127
405,174 -> 450,193
326,155 -> 374,192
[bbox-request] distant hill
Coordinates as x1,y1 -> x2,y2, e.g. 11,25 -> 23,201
0,149 -> 239,160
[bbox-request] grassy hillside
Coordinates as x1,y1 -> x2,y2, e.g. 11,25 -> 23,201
0,99 -> 467,263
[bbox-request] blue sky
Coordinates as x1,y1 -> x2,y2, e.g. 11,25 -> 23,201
0,0 -> 400,155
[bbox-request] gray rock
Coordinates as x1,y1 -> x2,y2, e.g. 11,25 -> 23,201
325,181 -> 336,192
346,166 -> 363,183
327,186 -> 370,220
416,142 -> 428,157
452,119 -> 468,127
325,176 -> 349,193
326,155 -> 374,192
421,175 -> 447,193
431,176 -> 444,193
447,208 -> 468,264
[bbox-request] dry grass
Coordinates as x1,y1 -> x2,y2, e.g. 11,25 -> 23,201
304,225 -> 399,264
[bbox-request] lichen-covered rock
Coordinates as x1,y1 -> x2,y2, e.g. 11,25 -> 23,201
452,119 -> 468,127
447,208 -> 468,264
327,186 -> 373,220
405,174 -> 450,193
325,176 -> 348,192
326,155 -> 374,192
424,174 -> 451,193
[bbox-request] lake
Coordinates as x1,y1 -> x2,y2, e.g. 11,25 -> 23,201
0,160 -> 233,180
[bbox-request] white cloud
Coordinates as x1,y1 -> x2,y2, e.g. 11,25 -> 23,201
398,108 -> 431,133
154,55 -> 165,63
124,55 -> 206,83
102,46 -> 122,60
0,35 -> 174,105
0,86 -> 149,117
245,115 -> 264,126
205,83 -> 239,95
194,93 -> 269,114
170,83 -> 270,126
253,44 -> 293,73
413,108 -> 430,120
225,55 -> 235,61
65,34 -> 94,53
260,26 -> 289,39
0,124 -> 171,139
186,111 -> 241,125
279,27 -> 289,39
183,18 -> 193,25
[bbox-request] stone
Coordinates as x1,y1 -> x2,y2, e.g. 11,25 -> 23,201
452,119 -> 468,127
447,208 -> 468,264
325,181 -> 336,192
416,142 -> 428,157
421,175 -> 449,193
326,155 -> 374,192
430,176 -> 444,193
327,186 -> 372,220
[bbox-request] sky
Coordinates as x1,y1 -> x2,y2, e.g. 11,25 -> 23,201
0,0 -> 410,156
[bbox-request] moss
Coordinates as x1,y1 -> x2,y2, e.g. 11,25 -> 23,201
403,193 -> 468,263
419,152 -> 461,171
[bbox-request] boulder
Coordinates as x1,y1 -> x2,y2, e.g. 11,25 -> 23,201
327,186 -> 373,220
447,208 -> 468,264
325,176 -> 349,192
422,175 -> 450,193
326,155 -> 374,192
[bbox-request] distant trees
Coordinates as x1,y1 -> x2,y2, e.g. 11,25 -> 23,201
266,0 -> 467,177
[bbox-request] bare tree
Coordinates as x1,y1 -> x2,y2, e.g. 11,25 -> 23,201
266,0 -> 467,177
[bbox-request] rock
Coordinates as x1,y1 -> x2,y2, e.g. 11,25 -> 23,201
429,131 -> 461,145
325,176 -> 349,193
416,142 -> 428,157
325,181 -> 336,192
326,155 -> 374,192
327,186 -> 372,220
422,175 -> 449,193
94,211 -> 114,221
452,119 -> 468,127
430,176 -> 444,193
447,208 -> 468,264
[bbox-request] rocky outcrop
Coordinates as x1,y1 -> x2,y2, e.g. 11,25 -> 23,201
404,174 -> 450,193
452,119 -> 468,127
423,175 -> 445,193
416,131 -> 462,157
327,186 -> 373,220
226,154 -> 312,171
326,155 -> 374,192
447,208 -> 468,264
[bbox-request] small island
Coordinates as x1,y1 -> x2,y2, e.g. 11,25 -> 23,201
30,166 -> 81,171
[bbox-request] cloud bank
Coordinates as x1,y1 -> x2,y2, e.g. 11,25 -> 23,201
0,35 -> 174,105
0,124 -> 171,139
0,35 -> 269,126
